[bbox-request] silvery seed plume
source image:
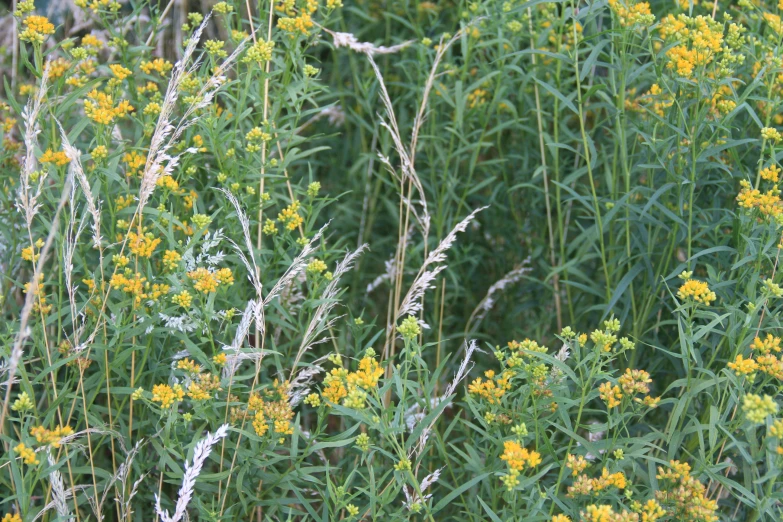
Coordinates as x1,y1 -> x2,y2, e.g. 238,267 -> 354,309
410,23 -> 480,156
155,424 -> 229,522
288,364 -> 325,406
138,17 -> 248,213
290,244 -> 368,378
16,61 -> 51,228
396,206 -> 486,322
466,260 -> 531,331
366,54 -> 430,238
410,340 -> 477,457
222,299 -> 263,379
33,487 -> 90,522
263,222 -> 329,308
46,451 -> 74,522
57,119 -> 103,248
62,179 -> 88,343
326,29 -> 413,55
402,467 -> 441,511
217,188 -> 262,298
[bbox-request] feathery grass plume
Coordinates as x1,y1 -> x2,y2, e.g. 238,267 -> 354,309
112,440 -> 147,520
396,206 -> 488,323
402,467 -> 442,511
16,60 -> 51,228
263,222 -> 330,308
366,53 -> 430,239
288,363 -> 325,406
217,188 -> 263,298
33,487 -> 89,522
410,340 -> 478,458
466,260 -> 532,332
57,120 -> 102,249
62,176 -> 88,343
155,424 -> 229,522
325,28 -> 414,55
290,244 -> 369,378
136,14 -> 208,213
222,299 -> 263,379
409,22 -> 481,157
46,451 -> 74,522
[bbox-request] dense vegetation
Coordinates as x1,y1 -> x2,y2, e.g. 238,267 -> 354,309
2,0 -> 783,520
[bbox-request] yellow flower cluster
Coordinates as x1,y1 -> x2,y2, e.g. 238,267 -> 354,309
187,267 -> 234,293
277,0 -> 316,37
737,179 -> 783,221
30,424 -> 74,448
40,148 -> 71,167
278,200 -> 304,231
126,231 -> 161,258
499,440 -> 541,490
14,443 -> 39,465
321,354 -> 384,407
140,58 -> 173,75
568,467 -> 627,496
123,150 -> 146,176
677,279 -> 716,305
244,39 -> 275,64
659,15 -> 726,79
109,270 -> 151,306
761,164 -> 781,183
84,89 -> 134,125
500,440 -> 542,471
22,238 -> 44,262
20,15 -> 55,44
599,381 -> 623,408
187,374 -> 221,401
607,0 -> 654,27
655,461 -> 718,522
163,250 -> 181,270
172,290 -> 192,308
249,380 -> 295,439
151,383 -> 185,408
23,273 -> 52,314
743,393 -> 778,424
468,369 -> 512,404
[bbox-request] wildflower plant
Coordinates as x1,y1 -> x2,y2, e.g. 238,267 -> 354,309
1,0 -> 783,520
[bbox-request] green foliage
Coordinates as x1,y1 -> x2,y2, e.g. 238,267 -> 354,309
2,0 -> 783,520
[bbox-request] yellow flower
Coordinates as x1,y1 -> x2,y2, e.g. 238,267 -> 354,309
163,250 -> 182,271
677,279 -> 716,305
140,58 -> 173,75
761,164 -> 781,183
727,354 -> 758,376
172,290 -> 192,308
126,231 -> 161,258
768,418 -> 783,438
599,382 -> 623,408
500,440 -> 541,471
2,513 -> 22,522
30,425 -> 74,448
109,63 -> 132,80
213,353 -> 227,366
743,393 -> 778,423
40,148 -> 71,167
151,383 -> 184,408
20,15 -> 55,44
14,442 -> 39,465
188,267 -> 220,293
